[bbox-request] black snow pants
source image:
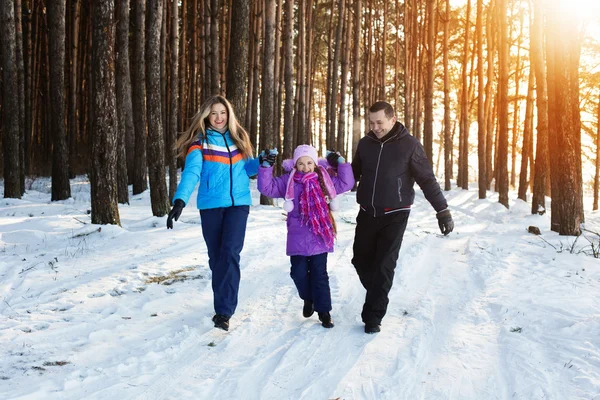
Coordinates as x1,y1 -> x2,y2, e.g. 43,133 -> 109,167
351,209 -> 409,325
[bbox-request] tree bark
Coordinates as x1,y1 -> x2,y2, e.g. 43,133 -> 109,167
443,0 -> 451,191
226,0 -> 250,126
518,69 -> 534,201
545,0 -> 583,235
260,0 -> 276,205
476,0 -> 486,198
531,0 -> 549,215
91,0 -> 120,225
48,0 -> 72,201
458,0 -> 471,190
0,0 -> 21,198
116,0 -> 134,203
352,0 -> 362,159
423,0 -> 435,163
328,0 -> 345,149
145,0 -> 170,217
131,0 -> 148,195
283,0 -> 295,160
14,0 -> 25,194
168,0 -> 179,201
594,95 -> 600,211
497,0 -> 509,207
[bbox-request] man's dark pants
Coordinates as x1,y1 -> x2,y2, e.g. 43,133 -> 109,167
200,205 -> 249,317
351,209 -> 409,325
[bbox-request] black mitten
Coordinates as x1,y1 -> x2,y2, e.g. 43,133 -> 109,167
436,209 -> 454,236
326,150 -> 344,168
167,199 -> 185,229
259,149 -> 278,167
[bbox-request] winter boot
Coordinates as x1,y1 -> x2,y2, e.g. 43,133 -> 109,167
212,314 -> 230,331
318,312 -> 334,329
303,300 -> 315,318
364,323 -> 381,334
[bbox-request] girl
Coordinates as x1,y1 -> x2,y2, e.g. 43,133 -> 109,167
167,95 -> 261,331
258,145 -> 354,328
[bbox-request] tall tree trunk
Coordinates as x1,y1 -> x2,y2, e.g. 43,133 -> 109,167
23,0 -> 33,177
458,0 -> 471,190
423,0 -> 435,163
545,0 -> 583,235
48,0 -> 72,200
131,0 -> 148,195
510,4 -> 523,188
476,0 -> 486,198
116,0 -> 134,203
328,0 -> 345,149
226,0 -> 250,125
531,0 -> 549,215
146,0 -> 170,216
518,69 -> 534,201
443,0 -> 451,191
260,0 -> 276,205
283,0 -> 295,159
69,0 -> 81,180
352,0 -> 362,159
168,0 -> 179,201
210,0 -> 220,95
497,0 -> 509,207
178,0 -> 187,132
14,0 -> 25,194
0,0 -> 21,198
296,0 -> 306,145
337,9 -> 350,155
91,0 -> 120,225
594,95 -> 600,211
485,0 -> 495,190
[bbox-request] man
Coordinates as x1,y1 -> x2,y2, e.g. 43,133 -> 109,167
351,101 -> 454,334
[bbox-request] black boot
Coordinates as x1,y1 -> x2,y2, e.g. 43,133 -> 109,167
364,323 -> 381,334
303,300 -> 314,318
318,312 -> 334,329
212,314 -> 230,331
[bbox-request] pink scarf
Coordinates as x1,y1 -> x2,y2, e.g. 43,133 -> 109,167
293,172 -> 335,248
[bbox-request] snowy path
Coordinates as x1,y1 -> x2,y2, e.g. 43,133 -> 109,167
0,182 -> 599,399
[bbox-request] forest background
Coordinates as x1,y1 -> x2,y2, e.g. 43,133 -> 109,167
0,0 -> 599,236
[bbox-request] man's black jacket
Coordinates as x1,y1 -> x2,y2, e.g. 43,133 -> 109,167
351,121 -> 447,217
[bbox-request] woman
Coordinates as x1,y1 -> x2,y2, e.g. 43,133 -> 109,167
167,95 -> 261,331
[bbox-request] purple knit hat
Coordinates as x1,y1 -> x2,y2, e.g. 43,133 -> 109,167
293,144 -> 319,166
283,145 -> 339,212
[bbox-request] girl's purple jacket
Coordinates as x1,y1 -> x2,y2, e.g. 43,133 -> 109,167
258,163 -> 355,256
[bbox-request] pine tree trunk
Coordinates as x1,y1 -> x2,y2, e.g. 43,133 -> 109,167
260,0 -> 276,206
283,0 -> 295,160
328,0 -> 345,149
131,0 -> 148,195
1,0 -> 21,198
518,69 -> 534,201
178,0 -> 187,132
48,0 -> 72,200
23,0 -> 33,177
458,0 -> 471,190
337,9 -> 350,155
497,0 -> 509,208
510,5 -> 523,189
68,0 -> 81,180
91,0 -> 120,225
476,0 -> 486,198
545,1 -> 583,235
146,0 -> 170,217
14,0 -> 25,194
443,0 -> 451,191
423,0 -> 435,163
352,0 -> 361,160
226,0 -> 250,127
593,96 -> 600,211
531,0 -> 549,215
168,0 -> 179,202
116,0 -> 134,203
210,0 -> 220,95
484,0 -> 495,190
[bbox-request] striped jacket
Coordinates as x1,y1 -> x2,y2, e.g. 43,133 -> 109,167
173,128 -> 260,210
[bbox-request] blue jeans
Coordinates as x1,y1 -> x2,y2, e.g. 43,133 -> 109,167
200,206 -> 249,317
290,253 -> 331,313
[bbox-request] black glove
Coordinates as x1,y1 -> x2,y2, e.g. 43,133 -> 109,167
259,148 -> 277,167
326,150 -> 344,168
436,209 -> 454,236
167,199 -> 185,229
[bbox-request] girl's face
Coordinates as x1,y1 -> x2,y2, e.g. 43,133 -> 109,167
296,156 -> 315,173
209,103 -> 228,131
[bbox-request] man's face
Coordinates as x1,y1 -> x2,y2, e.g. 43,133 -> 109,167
369,110 -> 396,139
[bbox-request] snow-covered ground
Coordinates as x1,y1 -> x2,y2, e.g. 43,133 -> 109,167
0,175 -> 599,400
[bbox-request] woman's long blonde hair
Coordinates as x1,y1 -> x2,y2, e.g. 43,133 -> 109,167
175,95 -> 254,159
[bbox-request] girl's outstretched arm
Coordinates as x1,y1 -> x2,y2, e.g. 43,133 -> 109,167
257,166 -> 288,199
330,162 -> 355,195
